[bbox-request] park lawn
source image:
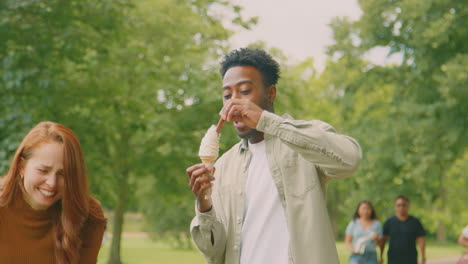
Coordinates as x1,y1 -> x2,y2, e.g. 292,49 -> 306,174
97,237 -> 205,264
97,237 -> 461,264
338,240 -> 463,263
424,240 -> 464,259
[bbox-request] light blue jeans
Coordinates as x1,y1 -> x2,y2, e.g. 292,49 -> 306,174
349,251 -> 378,264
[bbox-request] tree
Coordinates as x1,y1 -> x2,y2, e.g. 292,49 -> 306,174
319,0 -> 467,240
357,0 -> 467,242
1,0 -> 254,262
0,0 -> 129,172
61,0 -> 255,262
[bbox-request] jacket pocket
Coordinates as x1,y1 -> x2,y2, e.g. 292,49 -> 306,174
282,154 -> 318,199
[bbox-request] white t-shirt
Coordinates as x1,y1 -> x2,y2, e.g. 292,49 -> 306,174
240,140 -> 289,264
463,226 -> 468,238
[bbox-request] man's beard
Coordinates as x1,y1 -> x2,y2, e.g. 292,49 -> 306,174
238,128 -> 261,139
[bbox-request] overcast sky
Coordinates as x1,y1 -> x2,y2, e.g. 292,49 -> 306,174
228,0 -> 363,70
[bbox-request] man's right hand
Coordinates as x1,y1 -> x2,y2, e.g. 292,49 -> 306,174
186,163 -> 215,212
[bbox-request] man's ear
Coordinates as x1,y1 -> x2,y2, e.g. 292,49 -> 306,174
268,85 -> 277,104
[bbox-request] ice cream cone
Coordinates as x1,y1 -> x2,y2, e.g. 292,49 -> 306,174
198,125 -> 219,160
200,156 -> 216,165
198,125 -> 220,200
199,156 -> 213,200
199,156 -> 215,200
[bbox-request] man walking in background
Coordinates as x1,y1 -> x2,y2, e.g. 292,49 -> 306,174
381,195 -> 426,264
458,225 -> 468,248
186,48 -> 362,264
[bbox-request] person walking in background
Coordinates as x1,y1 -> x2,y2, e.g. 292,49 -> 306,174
381,195 -> 426,264
457,226 -> 468,264
458,225 -> 468,248
345,200 -> 383,264
186,48 -> 362,264
0,121 -> 106,263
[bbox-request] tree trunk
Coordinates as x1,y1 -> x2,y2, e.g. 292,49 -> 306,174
436,188 -> 447,242
108,173 -> 129,264
436,220 -> 446,242
436,168 -> 447,243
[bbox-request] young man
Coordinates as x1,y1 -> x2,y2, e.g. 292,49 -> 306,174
186,48 -> 362,264
381,195 -> 426,264
458,226 -> 468,248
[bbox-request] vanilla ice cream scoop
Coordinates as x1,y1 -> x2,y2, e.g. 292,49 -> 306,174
198,125 -> 219,164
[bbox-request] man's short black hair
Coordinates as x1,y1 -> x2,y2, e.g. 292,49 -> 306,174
395,194 -> 410,203
219,48 -> 280,87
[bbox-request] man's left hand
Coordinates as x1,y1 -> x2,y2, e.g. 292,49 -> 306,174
220,98 -> 264,128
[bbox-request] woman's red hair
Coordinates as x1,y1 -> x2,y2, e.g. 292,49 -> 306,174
0,121 -> 106,263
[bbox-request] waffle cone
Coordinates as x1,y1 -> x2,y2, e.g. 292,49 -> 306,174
200,156 -> 216,165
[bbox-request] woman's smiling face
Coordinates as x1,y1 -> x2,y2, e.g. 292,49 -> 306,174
22,142 -> 65,210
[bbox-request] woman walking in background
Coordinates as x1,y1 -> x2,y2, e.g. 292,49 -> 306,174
345,200 -> 383,264
0,121 -> 106,263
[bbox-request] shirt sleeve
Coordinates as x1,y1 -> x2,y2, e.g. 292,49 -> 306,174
415,218 -> 426,237
190,200 -> 227,264
383,218 -> 390,236
345,220 -> 354,235
256,111 -> 362,180
374,220 -> 383,238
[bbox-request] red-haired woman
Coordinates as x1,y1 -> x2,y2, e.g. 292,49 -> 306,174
0,121 -> 106,263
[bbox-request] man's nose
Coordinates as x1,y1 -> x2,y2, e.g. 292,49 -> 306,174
232,91 -> 241,99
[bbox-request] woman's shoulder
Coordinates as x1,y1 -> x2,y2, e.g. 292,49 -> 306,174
346,219 -> 357,229
86,197 -> 106,224
80,198 -> 106,250
81,198 -> 106,239
372,219 -> 383,230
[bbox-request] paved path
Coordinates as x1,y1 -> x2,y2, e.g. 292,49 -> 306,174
106,232 -> 149,238
427,255 -> 461,264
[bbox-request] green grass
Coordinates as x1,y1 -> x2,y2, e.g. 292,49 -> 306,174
97,238 -> 461,264
424,240 -> 464,259
105,211 -> 145,233
99,212 -> 462,263
97,237 -> 205,264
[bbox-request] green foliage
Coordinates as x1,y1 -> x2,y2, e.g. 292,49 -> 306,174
0,0 -> 130,174
320,0 -> 467,240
